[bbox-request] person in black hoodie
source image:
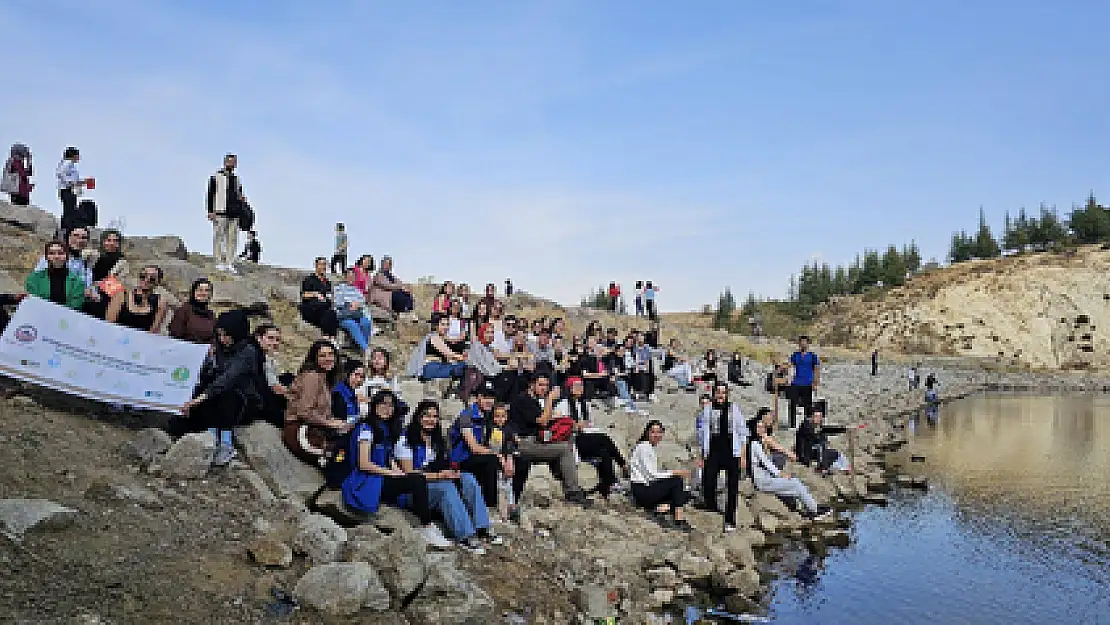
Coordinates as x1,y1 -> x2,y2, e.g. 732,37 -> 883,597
794,401 -> 849,473
728,353 -> 745,385
181,309 -> 263,467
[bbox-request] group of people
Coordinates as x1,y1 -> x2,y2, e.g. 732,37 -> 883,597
602,281 -> 661,319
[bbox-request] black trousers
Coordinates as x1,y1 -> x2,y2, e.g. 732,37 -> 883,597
646,300 -> 657,321
576,433 -> 625,496
300,302 -> 338,337
459,453 -> 500,507
631,369 -> 654,396
632,476 -> 688,510
330,253 -> 347,274
702,434 -> 741,525
382,473 -> 432,525
8,193 -> 29,206
583,377 -> 612,401
787,384 -> 813,428
58,188 -> 78,235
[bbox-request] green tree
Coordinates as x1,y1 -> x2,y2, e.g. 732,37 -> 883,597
1033,204 -> 1067,248
949,230 -> 974,263
713,288 -> 736,330
741,291 -> 759,317
1068,194 -> 1110,244
881,245 -> 907,286
973,207 -> 1000,259
1002,208 -> 1030,252
860,250 -> 882,287
579,286 -> 610,309
903,241 -> 922,274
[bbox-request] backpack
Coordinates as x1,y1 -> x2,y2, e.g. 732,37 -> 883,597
237,201 -> 255,232
544,416 -> 575,443
1,160 -> 18,194
323,430 -> 355,488
75,199 -> 98,229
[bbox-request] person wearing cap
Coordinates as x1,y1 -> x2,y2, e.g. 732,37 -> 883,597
368,255 -> 415,318
206,153 -> 246,274
447,380 -> 504,508
181,309 -> 264,467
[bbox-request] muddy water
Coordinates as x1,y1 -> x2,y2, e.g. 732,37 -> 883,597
760,394 -> 1110,625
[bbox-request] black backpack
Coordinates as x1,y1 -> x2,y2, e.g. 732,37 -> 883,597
237,201 -> 255,232
75,199 -> 98,229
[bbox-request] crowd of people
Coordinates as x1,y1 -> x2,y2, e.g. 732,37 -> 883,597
2,145 -> 853,554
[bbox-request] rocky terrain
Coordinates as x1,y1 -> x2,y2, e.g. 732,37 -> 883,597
810,246 -> 1110,371
4,199 -> 1110,624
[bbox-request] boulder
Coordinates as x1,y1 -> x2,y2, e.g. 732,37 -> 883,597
723,567 -> 761,598
156,259 -> 203,293
0,201 -> 58,236
209,278 -> 272,307
124,235 -> 188,261
122,428 -> 173,465
292,513 -> 348,564
233,422 -> 324,500
722,532 -> 757,568
83,480 -> 162,508
405,553 -> 495,625
294,562 -> 391,617
155,433 -> 213,479
344,525 -> 428,603
0,499 -> 78,541
0,269 -> 22,294
314,489 -> 372,525
248,535 -> 294,568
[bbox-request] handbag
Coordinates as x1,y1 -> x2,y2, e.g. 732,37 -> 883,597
1,169 -> 19,194
543,416 -> 575,443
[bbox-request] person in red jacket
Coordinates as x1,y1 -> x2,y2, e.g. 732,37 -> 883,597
3,144 -> 33,205
607,281 -> 621,313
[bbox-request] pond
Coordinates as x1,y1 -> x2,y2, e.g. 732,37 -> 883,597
755,394 -> 1110,625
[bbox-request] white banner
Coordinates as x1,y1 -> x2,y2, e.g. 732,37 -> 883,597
0,297 -> 208,413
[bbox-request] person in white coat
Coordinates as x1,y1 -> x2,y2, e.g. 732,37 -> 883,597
747,417 -> 831,521
629,420 -> 693,532
696,382 -> 748,532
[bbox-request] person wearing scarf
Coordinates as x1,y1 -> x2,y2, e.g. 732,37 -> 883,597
696,381 -> 748,533
169,279 -> 217,344
182,309 -> 263,467
82,229 -> 128,318
25,240 -> 85,310
4,143 -> 33,205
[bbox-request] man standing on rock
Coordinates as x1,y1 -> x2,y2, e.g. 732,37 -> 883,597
206,153 -> 246,274
788,335 -> 820,429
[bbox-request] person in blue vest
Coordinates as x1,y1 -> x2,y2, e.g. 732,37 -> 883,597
787,335 -> 821,429
331,359 -> 366,425
341,389 -> 452,549
448,380 -> 503,511
397,400 -> 502,554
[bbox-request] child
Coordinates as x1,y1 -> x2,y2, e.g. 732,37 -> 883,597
331,223 -> 348,274
239,230 -> 262,263
489,402 -> 519,521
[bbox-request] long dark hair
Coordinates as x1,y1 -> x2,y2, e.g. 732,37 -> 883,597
367,347 -> 391,378
405,400 -> 445,459
638,419 -> 665,443
365,389 -> 403,444
299,339 -> 339,387
356,254 -> 375,272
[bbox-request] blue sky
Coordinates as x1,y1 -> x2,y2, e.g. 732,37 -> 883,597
3,0 -> 1107,311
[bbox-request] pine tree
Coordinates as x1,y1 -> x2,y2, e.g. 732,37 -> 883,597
903,241 -> 922,274
713,288 -> 736,330
949,231 -> 973,263
1068,193 -> 1110,244
881,245 -> 907,286
973,207 -> 1000,259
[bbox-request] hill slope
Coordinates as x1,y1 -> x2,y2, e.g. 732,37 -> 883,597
810,245 -> 1110,370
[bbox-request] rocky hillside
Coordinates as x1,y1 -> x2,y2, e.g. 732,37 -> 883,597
809,245 -> 1110,371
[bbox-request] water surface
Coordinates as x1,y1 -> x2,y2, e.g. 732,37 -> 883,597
761,394 -> 1110,625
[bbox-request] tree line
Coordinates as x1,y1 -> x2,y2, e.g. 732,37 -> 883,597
949,194 -> 1108,262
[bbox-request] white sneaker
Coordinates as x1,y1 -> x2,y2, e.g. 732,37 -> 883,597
420,525 -> 452,549
624,407 -> 636,414
723,524 -> 737,534
458,537 -> 486,555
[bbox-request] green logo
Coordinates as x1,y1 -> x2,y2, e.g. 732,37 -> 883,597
171,367 -> 190,383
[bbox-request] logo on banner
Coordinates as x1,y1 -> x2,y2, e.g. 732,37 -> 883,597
171,367 -> 191,383
14,325 -> 37,343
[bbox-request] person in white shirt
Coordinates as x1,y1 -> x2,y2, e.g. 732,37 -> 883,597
629,420 -> 693,532
55,146 -> 89,235
747,417 -> 831,521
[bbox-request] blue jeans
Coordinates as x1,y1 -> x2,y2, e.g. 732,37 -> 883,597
614,379 -> 636,408
428,473 -> 490,540
423,361 -> 465,380
339,315 -> 373,351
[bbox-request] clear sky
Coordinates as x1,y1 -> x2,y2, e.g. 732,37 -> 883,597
3,0 -> 1107,311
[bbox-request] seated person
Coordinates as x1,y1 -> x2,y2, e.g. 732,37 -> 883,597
368,255 -> 414,316
556,378 -> 628,498
430,281 -> 454,324
416,317 -> 467,380
169,278 -> 216,344
747,417 -> 831,520
448,381 -> 503,509
299,257 -> 339,340
508,374 -> 590,506
795,402 -> 850,473
106,265 -> 168,333
444,299 -> 470,353
500,331 -> 536,399
701,349 -> 719,385
754,406 -> 797,471
606,343 -> 644,414
255,324 -> 290,429
341,390 -> 451,548
332,360 -> 367,426
332,266 -> 375,355
630,333 -> 655,398
575,337 -> 612,400
630,420 -> 693,532
34,226 -> 94,288
728,352 -> 745,385
529,329 -> 557,379
25,240 -> 85,310
397,400 -> 500,553
364,347 -> 401,396
283,340 -> 350,465
663,338 -> 694,388
465,323 -> 506,398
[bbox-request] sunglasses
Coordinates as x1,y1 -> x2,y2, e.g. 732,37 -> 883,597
140,273 -> 159,281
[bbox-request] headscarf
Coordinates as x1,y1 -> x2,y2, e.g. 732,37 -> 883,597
9,143 -> 29,159
188,278 -> 214,317
92,229 -> 124,283
215,309 -> 250,345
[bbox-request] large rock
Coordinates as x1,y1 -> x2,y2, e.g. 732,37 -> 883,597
405,553 -> 495,625
210,278 -> 272,307
248,535 -> 294,568
344,525 -> 428,603
0,201 -> 58,236
155,433 -> 213,479
315,489 -> 373,525
292,513 -> 348,564
122,428 -> 173,465
233,422 -> 324,500
293,562 -> 391,617
0,499 -> 78,541
124,235 -> 188,261
156,259 -> 203,293
0,269 -> 22,294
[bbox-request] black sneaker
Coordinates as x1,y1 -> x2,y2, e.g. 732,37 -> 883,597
809,505 -> 833,521
565,492 -> 593,508
673,519 -> 694,533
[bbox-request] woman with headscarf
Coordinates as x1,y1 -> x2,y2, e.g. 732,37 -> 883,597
2,143 -> 33,205
181,309 -> 263,467
169,279 -> 217,344
81,229 -> 128,319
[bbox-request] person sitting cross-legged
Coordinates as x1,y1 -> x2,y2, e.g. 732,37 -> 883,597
332,266 -> 375,356
397,400 -> 501,553
794,401 -> 850,473
630,420 -> 693,532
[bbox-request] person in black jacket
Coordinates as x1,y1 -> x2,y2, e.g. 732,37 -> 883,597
182,309 -> 263,466
728,353 -> 745,385
794,402 -> 849,473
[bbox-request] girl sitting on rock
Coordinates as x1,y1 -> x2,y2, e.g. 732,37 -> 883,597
747,417 -> 831,521
397,400 -> 501,553
629,420 -> 693,532
342,390 -> 452,549
283,340 -> 350,465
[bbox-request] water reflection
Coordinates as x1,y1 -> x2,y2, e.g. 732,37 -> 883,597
761,395 -> 1110,625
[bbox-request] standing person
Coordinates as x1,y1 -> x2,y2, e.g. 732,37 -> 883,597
238,230 -> 261,264
55,147 -> 89,235
169,278 -> 217,344
206,153 -> 245,274
644,281 -> 658,321
2,144 -> 33,205
697,382 -> 747,533
634,281 -> 645,317
607,282 -> 620,313
787,336 -> 820,429
871,350 -> 879,376
908,365 -> 919,390
330,223 -> 348,274
504,278 -> 514,297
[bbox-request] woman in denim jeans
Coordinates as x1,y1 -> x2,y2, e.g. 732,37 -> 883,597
422,317 -> 467,380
